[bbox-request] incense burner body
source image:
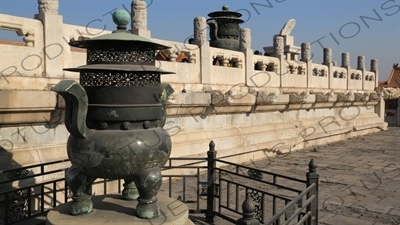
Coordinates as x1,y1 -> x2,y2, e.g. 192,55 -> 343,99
207,5 -> 244,51
52,9 -> 174,219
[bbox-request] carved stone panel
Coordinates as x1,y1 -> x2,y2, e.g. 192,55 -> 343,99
256,91 -> 279,105
315,92 -> 334,103
337,92 -> 355,102
355,93 -> 369,102
369,92 -> 380,101
289,92 -> 308,104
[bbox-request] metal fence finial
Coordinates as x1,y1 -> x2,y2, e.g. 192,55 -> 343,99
308,159 -> 317,173
209,140 -> 215,150
237,194 -> 259,224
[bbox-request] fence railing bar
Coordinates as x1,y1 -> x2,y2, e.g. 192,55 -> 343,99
0,159 -> 70,174
183,177 -> 186,202
216,159 -> 306,183
161,174 -> 200,177
283,195 -> 315,225
168,177 -> 172,198
42,185 -> 46,211
161,166 -> 208,170
295,211 -> 312,225
227,180 -> 231,209
53,182 -> 57,208
168,157 -> 207,160
0,178 -> 66,195
218,177 -> 295,202
27,188 -> 32,217
219,204 -> 244,216
217,168 -> 304,193
216,148 -> 270,160
236,183 -> 239,212
0,168 -> 68,186
5,192 -> 9,224
263,184 -> 316,224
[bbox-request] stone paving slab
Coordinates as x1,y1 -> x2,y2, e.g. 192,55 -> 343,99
164,127 -> 400,224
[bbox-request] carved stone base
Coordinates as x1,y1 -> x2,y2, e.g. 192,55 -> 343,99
46,194 -> 194,225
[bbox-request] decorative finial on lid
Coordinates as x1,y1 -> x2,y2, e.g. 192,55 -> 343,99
112,9 -> 131,32
222,5 -> 229,11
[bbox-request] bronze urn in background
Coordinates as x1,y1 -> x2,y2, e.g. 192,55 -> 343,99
52,9 -> 174,219
207,5 -> 244,51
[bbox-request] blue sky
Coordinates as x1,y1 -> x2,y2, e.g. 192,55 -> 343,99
1,0 -> 399,81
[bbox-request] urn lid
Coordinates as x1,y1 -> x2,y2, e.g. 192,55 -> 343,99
64,9 -> 174,74
207,5 -> 244,23
69,9 -> 169,51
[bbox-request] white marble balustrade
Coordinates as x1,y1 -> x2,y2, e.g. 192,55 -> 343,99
251,55 -> 280,88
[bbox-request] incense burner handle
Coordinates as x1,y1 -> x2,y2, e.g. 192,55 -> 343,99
52,80 -> 90,139
207,19 -> 220,41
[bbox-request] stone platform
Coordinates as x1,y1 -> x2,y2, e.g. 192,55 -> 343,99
46,194 -> 194,225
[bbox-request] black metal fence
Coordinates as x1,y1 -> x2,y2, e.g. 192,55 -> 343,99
0,141 -> 319,225
0,160 -> 70,225
204,141 -> 319,225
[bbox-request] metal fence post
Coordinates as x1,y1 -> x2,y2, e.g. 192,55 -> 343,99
206,140 -> 216,222
306,159 -> 319,225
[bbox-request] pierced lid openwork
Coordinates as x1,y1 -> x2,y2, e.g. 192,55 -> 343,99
62,9 -> 174,131
64,9 -> 174,86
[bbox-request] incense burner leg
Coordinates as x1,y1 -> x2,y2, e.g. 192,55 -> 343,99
122,179 -> 139,200
66,171 -> 96,215
134,167 -> 162,219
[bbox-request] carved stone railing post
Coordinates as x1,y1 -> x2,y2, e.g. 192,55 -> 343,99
323,48 -> 334,89
323,48 -> 332,66
237,195 -> 259,225
240,28 -> 254,87
194,16 -> 207,47
35,0 -> 64,78
301,42 -> 311,63
239,28 -> 251,51
341,52 -> 350,90
357,55 -> 365,70
275,36 -> 285,88
301,43 -> 312,89
371,59 -> 379,87
306,159 -> 319,225
38,0 -> 59,14
342,52 -> 350,68
371,59 -> 384,121
194,16 -> 211,84
131,0 -> 151,38
274,36 -> 284,58
358,56 -> 367,91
